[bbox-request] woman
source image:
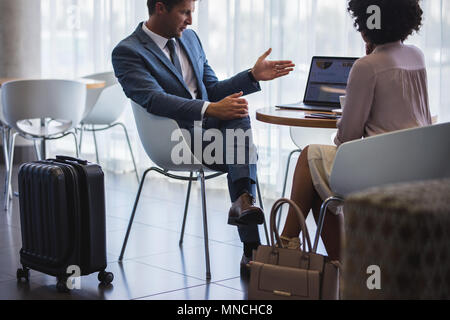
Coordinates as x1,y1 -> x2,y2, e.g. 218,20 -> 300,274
280,0 -> 432,261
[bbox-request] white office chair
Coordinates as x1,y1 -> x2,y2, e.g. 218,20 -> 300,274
79,72 -> 139,182
312,122 -> 450,252
1,79 -> 86,210
119,101 -> 269,280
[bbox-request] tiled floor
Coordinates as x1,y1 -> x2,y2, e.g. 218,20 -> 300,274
0,164 -> 325,300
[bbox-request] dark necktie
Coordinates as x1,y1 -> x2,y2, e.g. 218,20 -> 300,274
166,39 -> 183,76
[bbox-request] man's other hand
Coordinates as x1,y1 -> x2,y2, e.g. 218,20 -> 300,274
251,48 -> 295,82
205,92 -> 249,120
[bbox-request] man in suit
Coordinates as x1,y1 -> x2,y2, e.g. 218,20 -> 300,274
112,0 -> 294,269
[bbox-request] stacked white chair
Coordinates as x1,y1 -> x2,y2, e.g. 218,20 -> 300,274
79,72 -> 139,182
1,79 -> 86,210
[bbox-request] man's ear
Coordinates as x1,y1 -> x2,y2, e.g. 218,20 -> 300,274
154,2 -> 168,15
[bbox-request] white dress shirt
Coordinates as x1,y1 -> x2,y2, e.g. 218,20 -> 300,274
142,23 -> 209,119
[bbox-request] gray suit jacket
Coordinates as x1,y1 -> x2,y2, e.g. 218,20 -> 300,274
112,23 -> 261,128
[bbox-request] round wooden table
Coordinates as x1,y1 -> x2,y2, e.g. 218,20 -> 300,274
256,107 -> 338,128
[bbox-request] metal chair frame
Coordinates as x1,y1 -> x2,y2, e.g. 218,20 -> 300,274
119,167 -> 269,280
78,122 -> 139,183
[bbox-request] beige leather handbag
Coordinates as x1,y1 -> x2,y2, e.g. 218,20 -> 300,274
248,198 -> 340,300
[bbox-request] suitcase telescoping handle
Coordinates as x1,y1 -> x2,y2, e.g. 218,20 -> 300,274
56,155 -> 88,165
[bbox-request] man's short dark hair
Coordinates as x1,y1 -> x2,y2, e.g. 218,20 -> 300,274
348,0 -> 423,45
147,0 -> 187,15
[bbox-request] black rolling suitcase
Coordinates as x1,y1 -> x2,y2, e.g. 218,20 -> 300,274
16,155 -> 113,292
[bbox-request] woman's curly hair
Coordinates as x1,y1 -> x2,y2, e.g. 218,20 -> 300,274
348,0 -> 423,45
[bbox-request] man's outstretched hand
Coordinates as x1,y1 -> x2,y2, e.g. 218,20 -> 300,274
205,50 -> 294,120
251,48 -> 295,82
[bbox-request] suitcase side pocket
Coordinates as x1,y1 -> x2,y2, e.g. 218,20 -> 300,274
73,163 -> 107,273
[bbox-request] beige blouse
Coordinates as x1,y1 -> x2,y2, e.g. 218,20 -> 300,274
334,41 -> 432,146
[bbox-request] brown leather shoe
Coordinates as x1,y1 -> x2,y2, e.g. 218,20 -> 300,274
228,192 -> 265,226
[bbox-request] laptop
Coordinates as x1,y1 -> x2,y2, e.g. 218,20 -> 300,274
277,56 -> 358,112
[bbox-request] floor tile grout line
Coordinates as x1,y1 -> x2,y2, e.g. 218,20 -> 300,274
106,248 -> 248,288
110,242 -> 213,264
105,205 -> 227,222
116,239 -> 243,263
105,185 -> 223,207
105,202 -> 227,221
131,260 -> 211,282
105,219 -> 242,247
131,283 -> 212,300
103,184 -> 277,214
106,213 -> 227,225
213,280 -> 247,293
132,259 -> 244,284
130,264 -> 244,290
106,214 -> 225,227
105,176 -> 228,193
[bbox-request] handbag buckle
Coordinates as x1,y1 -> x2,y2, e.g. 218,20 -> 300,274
273,290 -> 292,297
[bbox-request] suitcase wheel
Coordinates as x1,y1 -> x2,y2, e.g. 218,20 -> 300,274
98,270 -> 114,285
56,276 -> 70,293
16,267 -> 30,282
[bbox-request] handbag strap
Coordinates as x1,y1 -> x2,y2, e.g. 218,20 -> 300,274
270,198 -> 312,252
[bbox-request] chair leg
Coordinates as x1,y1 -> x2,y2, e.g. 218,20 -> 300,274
2,127 -> 10,172
255,176 -> 270,245
2,127 -> 10,199
312,196 -> 344,253
78,124 -> 84,153
4,133 -> 18,211
117,122 -> 140,183
92,125 -> 100,164
33,140 -> 42,161
41,137 -> 47,160
179,172 -> 193,245
198,170 -> 211,280
119,168 -> 153,261
68,131 -> 80,158
277,149 -> 302,229
5,129 -> 13,201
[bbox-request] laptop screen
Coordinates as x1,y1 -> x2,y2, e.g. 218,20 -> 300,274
303,57 -> 357,106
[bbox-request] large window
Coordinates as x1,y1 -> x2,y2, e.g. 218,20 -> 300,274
41,0 -> 450,194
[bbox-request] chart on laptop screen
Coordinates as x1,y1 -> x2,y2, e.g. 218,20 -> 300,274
305,58 -> 355,104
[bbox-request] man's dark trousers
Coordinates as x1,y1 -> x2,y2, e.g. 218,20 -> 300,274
187,115 -> 261,244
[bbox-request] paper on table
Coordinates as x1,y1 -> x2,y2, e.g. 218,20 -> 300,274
305,112 -> 341,120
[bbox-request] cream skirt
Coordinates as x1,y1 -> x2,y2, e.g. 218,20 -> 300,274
307,144 -> 342,214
